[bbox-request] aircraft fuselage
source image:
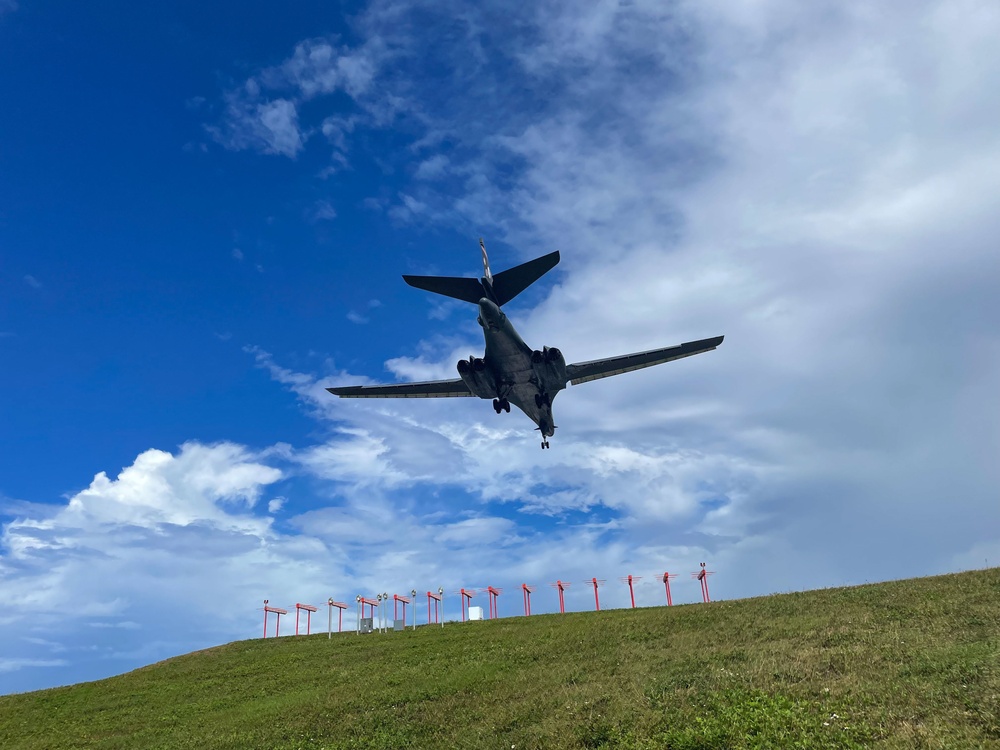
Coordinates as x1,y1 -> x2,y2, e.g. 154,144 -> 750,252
468,297 -> 564,441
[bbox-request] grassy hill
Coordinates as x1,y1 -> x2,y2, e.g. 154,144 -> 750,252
1,569 -> 999,749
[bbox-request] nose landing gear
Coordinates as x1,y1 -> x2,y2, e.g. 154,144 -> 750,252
534,392 -> 551,408
540,440 -> 550,449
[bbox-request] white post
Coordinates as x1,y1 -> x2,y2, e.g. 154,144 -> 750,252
327,597 -> 333,639
438,587 -> 445,628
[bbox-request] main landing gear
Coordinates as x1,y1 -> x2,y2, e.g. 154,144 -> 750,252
493,398 -> 510,414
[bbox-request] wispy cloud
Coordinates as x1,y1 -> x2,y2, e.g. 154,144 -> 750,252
208,86 -> 305,158
23,275 -> 41,289
310,200 -> 337,222
208,37 -> 390,161
0,658 -> 67,675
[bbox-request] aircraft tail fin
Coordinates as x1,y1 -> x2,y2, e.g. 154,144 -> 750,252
492,250 -> 560,306
401,245 -> 560,306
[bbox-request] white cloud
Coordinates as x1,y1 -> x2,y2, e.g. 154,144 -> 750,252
209,35 -> 391,161
268,497 -> 286,513
414,154 -> 449,180
265,39 -> 379,100
311,200 -> 337,221
232,248 -> 244,261
23,275 -> 41,289
0,659 -> 67,674
209,94 -> 304,158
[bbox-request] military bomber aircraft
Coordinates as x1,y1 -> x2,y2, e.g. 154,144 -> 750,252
328,241 -> 724,449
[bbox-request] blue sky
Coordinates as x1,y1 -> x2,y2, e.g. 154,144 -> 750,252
3,0 -> 1000,694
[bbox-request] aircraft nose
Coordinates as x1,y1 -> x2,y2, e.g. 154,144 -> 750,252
478,298 -> 502,326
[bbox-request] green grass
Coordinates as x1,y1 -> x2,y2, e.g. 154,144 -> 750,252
2,569 -> 1000,749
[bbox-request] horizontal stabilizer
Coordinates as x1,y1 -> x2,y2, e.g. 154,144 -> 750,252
492,251 -> 560,306
566,335 -> 724,385
327,379 -> 473,398
401,275 -> 485,304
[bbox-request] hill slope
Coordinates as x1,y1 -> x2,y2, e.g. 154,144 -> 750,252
1,569 -> 999,749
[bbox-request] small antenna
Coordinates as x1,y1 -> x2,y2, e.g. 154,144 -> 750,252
479,238 -> 493,282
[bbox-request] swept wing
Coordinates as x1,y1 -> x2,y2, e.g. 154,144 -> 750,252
566,335 -> 724,386
327,379 -> 473,399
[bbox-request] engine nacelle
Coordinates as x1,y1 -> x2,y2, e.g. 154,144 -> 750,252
456,357 -> 495,398
544,347 -> 564,367
531,346 -> 567,389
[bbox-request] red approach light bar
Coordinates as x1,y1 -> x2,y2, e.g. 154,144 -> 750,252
358,596 -> 380,618
327,600 -> 348,636
549,580 -> 570,613
661,572 -> 678,606
262,600 -> 288,638
485,586 -> 502,619
691,562 -> 715,603
393,594 -> 411,627
521,583 -> 535,616
618,575 -> 642,608
295,603 -> 318,636
427,590 -> 443,625
584,578 -> 606,611
455,588 -> 475,622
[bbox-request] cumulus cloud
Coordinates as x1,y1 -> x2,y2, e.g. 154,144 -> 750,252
0,443 -> 306,692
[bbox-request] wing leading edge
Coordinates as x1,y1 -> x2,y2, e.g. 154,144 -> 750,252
565,335 -> 724,386
327,379 -> 473,399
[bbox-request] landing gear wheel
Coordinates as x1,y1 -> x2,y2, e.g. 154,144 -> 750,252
493,399 -> 501,414
503,399 -> 511,413
494,398 -> 510,414
540,440 -> 550,449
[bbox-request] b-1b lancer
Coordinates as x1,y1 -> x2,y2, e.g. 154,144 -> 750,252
328,241 -> 723,448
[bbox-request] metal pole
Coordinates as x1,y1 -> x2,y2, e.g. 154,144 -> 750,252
328,598 -> 333,639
